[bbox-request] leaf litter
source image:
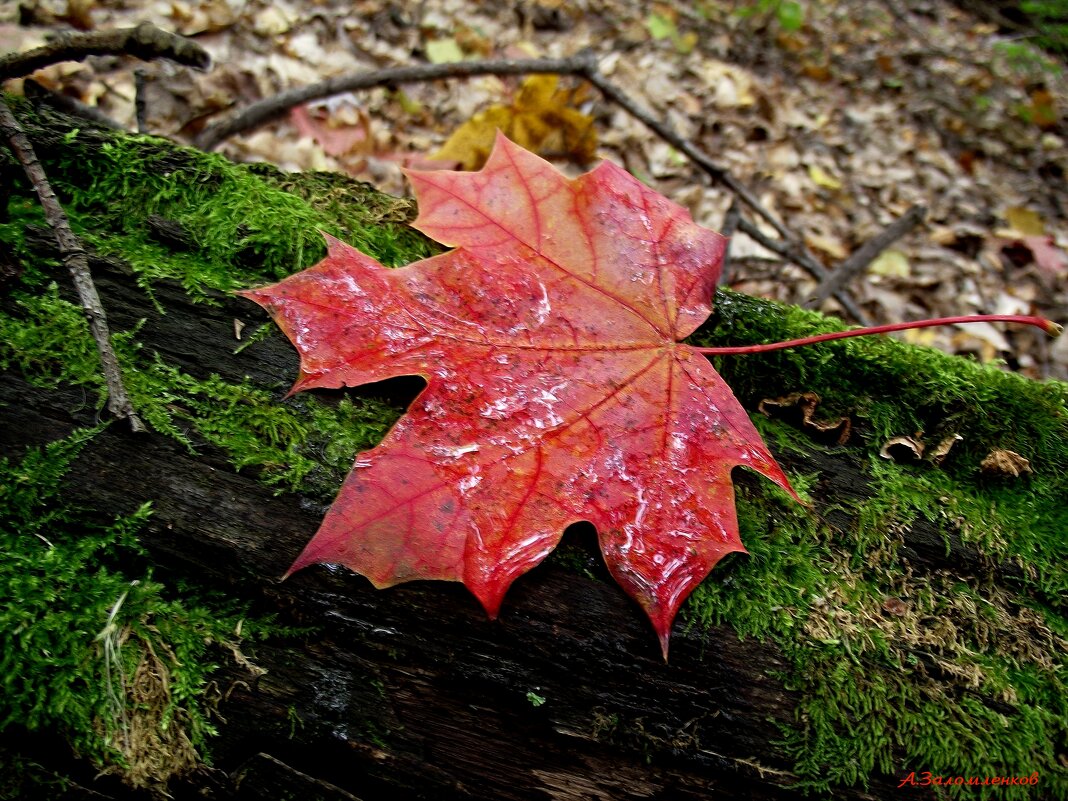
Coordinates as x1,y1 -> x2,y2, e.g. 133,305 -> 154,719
7,0 -> 1065,375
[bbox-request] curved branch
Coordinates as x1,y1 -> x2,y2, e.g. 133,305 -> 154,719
804,205 -> 927,308
193,53 -> 598,151
0,99 -> 144,431
192,51 -> 872,323
0,22 -> 209,82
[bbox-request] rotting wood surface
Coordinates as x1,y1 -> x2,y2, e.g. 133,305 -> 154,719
2,253 -> 972,801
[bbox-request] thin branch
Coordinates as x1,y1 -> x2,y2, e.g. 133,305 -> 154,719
580,68 -> 793,243
805,204 -> 927,308
0,98 -> 144,432
736,217 -> 872,324
580,65 -> 874,320
134,69 -> 148,133
0,21 -> 209,82
718,199 -> 742,287
194,53 -> 599,151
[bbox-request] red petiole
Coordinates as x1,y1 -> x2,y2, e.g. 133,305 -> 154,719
695,315 -> 1062,356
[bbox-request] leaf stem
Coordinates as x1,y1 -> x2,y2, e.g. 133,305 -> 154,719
694,315 -> 1062,356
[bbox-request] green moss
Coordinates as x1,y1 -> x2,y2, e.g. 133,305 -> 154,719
128,361 -> 401,498
0,103 -> 426,788
0,286 -> 402,499
0,431 -> 276,790
682,292 -> 1068,797
686,466 -> 825,641
0,283 -> 105,388
4,102 -> 437,300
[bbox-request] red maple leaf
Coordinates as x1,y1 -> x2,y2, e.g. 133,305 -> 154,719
241,135 -> 1060,655
240,133 -> 794,657
240,133 -> 799,656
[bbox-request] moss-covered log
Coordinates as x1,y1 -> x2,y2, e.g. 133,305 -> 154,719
1,102 -> 1066,800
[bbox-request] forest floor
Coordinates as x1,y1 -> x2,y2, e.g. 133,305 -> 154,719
4,0 -> 1067,377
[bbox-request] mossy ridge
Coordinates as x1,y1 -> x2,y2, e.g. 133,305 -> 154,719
0,285 -> 402,499
0,431 -> 277,791
0,105 -> 424,789
683,295 -> 1068,796
683,445 -> 1067,797
696,289 -> 1068,588
3,100 -> 438,299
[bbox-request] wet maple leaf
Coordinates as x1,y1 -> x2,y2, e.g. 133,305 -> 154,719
241,133 -> 797,656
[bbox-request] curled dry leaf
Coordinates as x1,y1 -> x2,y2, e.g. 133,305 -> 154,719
881,597 -> 909,616
980,449 -> 1033,478
880,432 -> 962,466
879,435 -> 924,463
758,391 -> 851,445
928,433 -> 963,465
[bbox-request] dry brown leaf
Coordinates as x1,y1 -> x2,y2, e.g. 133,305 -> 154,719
980,449 -> 1032,478
928,434 -> 963,465
804,231 -> 848,260
433,74 -> 596,170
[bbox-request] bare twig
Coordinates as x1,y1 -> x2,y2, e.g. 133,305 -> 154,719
581,65 -> 873,318
718,199 -> 742,287
0,21 -> 209,82
736,217 -> 872,324
580,68 -> 793,243
194,53 -> 599,151
804,204 -> 927,308
134,69 -> 148,133
0,98 -> 144,432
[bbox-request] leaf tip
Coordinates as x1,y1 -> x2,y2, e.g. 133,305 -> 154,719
658,630 -> 671,663
234,286 -> 264,304
472,583 -> 506,621
641,601 -> 677,663
317,228 -> 345,254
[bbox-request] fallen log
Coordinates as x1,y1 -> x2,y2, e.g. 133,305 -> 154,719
1,102 -> 1064,800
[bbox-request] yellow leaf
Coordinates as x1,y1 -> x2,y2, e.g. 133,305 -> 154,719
808,164 -> 842,190
902,328 -> 937,346
675,31 -> 698,54
425,38 -> 464,64
646,12 -> 677,40
434,75 -> 597,170
867,249 -> 910,279
392,90 -> 423,116
1005,207 -> 1045,237
804,232 -> 848,260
